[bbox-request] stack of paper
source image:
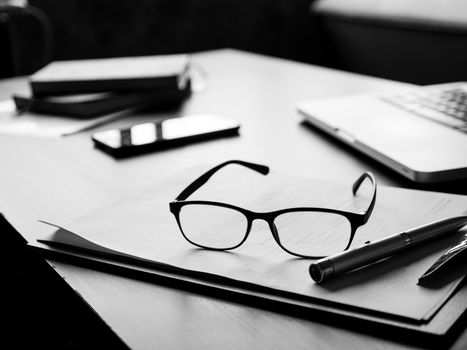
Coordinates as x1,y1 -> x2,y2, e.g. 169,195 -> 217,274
34,164 -> 467,324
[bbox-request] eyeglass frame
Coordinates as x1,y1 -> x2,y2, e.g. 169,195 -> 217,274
169,160 -> 377,258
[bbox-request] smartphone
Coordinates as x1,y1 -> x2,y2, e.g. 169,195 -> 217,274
91,114 -> 240,158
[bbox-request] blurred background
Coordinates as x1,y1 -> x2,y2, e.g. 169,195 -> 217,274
2,0 -> 467,85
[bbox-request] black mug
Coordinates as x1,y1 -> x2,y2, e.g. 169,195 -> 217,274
0,1 -> 52,78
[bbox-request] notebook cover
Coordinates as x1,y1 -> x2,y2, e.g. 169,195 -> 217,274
13,83 -> 191,118
30,54 -> 190,96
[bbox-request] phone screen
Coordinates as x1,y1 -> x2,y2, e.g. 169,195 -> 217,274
92,114 -> 240,157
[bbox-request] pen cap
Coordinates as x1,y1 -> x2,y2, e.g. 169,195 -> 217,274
309,234 -> 407,283
309,259 -> 334,283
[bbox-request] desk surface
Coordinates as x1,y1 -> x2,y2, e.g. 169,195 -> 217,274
1,49 -> 467,349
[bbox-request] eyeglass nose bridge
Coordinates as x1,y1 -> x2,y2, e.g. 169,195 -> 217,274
244,211 -> 282,244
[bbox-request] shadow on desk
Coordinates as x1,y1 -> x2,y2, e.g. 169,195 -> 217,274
0,216 -> 128,350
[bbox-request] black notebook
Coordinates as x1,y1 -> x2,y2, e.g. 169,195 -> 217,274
29,54 -> 190,97
13,84 -> 191,119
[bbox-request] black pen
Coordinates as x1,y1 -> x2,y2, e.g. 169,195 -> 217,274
309,216 -> 467,283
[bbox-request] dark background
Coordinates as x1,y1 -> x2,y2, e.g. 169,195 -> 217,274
2,0 -> 328,78
30,0 -> 326,65
3,0 -> 467,84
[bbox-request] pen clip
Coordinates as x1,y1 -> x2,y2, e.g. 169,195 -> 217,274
418,233 -> 467,284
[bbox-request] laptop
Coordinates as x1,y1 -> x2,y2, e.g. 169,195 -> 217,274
297,82 -> 467,183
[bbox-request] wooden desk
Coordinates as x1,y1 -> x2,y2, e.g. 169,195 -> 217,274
1,49 -> 466,349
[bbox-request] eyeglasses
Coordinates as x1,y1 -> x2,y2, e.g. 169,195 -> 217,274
169,160 -> 377,258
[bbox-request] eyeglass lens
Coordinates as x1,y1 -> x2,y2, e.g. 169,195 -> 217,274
273,211 -> 351,256
179,204 -> 248,249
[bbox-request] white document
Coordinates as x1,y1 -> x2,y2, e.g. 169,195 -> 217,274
38,164 -> 467,322
0,99 -> 124,138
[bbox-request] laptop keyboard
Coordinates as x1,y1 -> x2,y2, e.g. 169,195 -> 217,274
382,84 -> 467,133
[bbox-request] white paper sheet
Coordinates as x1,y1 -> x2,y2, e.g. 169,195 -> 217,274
39,165 -> 467,322
0,99 -> 124,137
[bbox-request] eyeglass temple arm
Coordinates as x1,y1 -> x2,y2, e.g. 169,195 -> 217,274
352,171 -> 377,223
175,160 -> 269,201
